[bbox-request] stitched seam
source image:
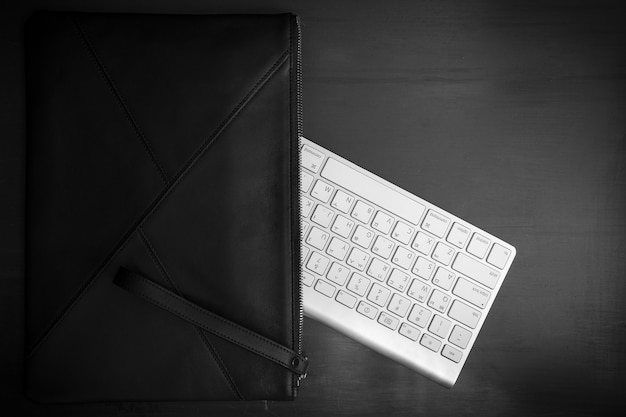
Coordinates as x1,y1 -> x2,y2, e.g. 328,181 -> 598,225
27,229 -> 136,356
146,49 -> 291,214
71,15 -> 168,183
195,328 -> 245,400
28,50 -> 290,358
130,274 -> 297,358
138,227 -> 179,293
124,283 -> 288,368
138,228 -> 244,399
120,280 -> 298,371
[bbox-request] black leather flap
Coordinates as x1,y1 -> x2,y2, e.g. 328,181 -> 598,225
25,11 -> 302,402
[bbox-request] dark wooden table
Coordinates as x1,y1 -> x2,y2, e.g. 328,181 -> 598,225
2,0 -> 625,415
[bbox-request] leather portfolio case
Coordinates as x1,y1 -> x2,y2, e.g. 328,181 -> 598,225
25,11 -> 306,402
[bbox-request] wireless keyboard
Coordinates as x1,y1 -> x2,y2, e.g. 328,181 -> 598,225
299,137 -> 516,388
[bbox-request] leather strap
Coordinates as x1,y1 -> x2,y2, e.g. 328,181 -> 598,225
113,267 -> 308,376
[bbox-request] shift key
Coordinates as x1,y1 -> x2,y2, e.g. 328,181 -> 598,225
448,300 -> 481,329
452,253 -> 500,289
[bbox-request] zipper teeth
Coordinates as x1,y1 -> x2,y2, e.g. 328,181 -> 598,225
296,17 -> 304,140
295,15 -> 304,359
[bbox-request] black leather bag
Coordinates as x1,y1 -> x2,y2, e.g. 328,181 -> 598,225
25,11 -> 306,402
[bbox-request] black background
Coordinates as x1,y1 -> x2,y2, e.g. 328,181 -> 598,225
1,0 -> 625,416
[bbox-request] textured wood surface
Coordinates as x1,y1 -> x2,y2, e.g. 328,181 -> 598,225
1,0 -> 625,415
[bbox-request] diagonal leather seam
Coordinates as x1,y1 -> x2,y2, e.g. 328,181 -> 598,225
137,227 -> 244,400
70,15 -> 169,183
27,48 -> 290,358
137,227 -> 180,293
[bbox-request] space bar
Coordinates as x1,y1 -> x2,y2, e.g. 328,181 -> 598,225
320,158 -> 425,225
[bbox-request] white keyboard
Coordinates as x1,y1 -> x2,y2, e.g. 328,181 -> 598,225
299,137 -> 516,388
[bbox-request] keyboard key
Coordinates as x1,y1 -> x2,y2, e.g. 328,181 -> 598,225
452,253 -> 500,289
320,157 -> 425,225
446,223 -> 470,248
301,144 -> 325,173
311,180 -> 334,203
420,333 -> 442,352
429,315 -> 452,339
367,283 -> 391,307
407,280 -> 431,303
487,243 -> 511,270
300,171 -> 314,192
306,252 -> 330,275
428,289 -> 451,313
378,312 -> 399,330
391,221 -> 414,245
467,233 -> 490,259
449,325 -> 472,349
331,215 -> 355,238
431,267 -> 456,291
351,200 -> 374,223
347,273 -> 371,296
399,322 -> 420,341
387,268 -> 411,292
346,247 -> 369,271
442,345 -> 462,363
301,271 -> 315,287
431,242 -> 455,266
357,301 -> 378,319
412,231 -> 435,255
314,279 -> 336,297
408,304 -> 432,328
306,226 -> 330,250
412,256 -> 435,280
421,210 -> 450,238
326,262 -> 350,286
453,277 -> 490,309
448,300 -> 481,329
326,237 -> 349,261
371,236 -> 394,259
391,246 -> 414,270
371,211 -> 394,234
301,196 -> 314,218
336,290 -> 357,308
311,205 -> 334,228
331,190 -> 355,213
351,225 -> 375,249
387,293 -> 411,317
367,258 -> 390,281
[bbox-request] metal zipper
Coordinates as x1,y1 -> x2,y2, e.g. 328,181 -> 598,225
296,16 -> 304,141
294,14 -> 307,387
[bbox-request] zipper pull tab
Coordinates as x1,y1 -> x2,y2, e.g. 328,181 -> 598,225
290,353 -> 309,377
